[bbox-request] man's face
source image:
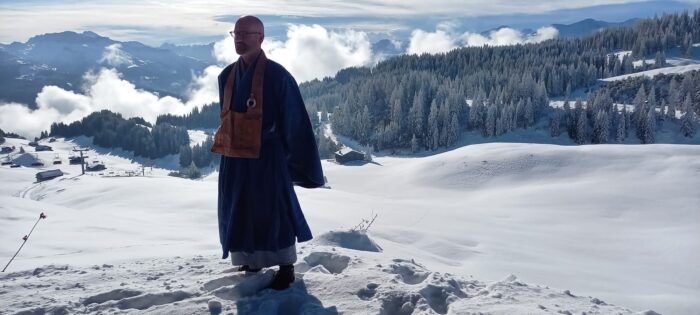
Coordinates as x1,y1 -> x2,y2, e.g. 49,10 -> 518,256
233,20 -> 263,56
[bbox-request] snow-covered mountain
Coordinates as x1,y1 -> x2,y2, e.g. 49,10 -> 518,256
1,136 -> 697,314
0,31 -> 211,107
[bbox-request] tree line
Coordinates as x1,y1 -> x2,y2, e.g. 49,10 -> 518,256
299,9 -> 700,150
551,69 -> 699,144
49,110 -> 189,159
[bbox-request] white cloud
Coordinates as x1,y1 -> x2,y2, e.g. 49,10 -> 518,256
99,43 -> 134,67
186,65 -> 223,108
528,26 -> 560,43
213,37 -> 237,65
409,25 -> 559,55
0,67 -> 219,139
0,102 -> 61,139
0,23 -> 377,138
264,24 -> 373,82
214,24 -> 374,82
407,29 -> 458,55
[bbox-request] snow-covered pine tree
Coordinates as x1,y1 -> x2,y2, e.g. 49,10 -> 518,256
593,110 -> 610,143
576,110 -> 588,144
427,100 -> 440,149
411,134 -> 419,153
179,145 -> 192,168
642,106 -> 656,144
484,105 -> 497,137
616,109 -> 627,143
680,110 -> 696,138
550,111 -> 561,137
447,113 -> 459,146
676,93 -> 697,137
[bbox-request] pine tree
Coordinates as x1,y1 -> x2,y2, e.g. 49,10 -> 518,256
550,112 -> 561,137
616,110 -> 627,143
667,94 -> 678,118
654,51 -> 666,68
524,99 -> 535,128
427,100 -> 440,149
576,110 -> 587,144
359,105 -> 371,145
409,91 -> 425,140
411,134 -> 419,153
484,105 -> 497,137
447,113 -> 460,146
642,106 -> 656,143
680,111 -> 696,138
593,110 -> 610,143
179,145 -> 192,168
468,98 -> 483,131
633,85 -> 647,123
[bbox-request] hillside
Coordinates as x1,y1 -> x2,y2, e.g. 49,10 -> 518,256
1,136 -> 698,314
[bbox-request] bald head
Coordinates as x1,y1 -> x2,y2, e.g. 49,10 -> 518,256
236,16 -> 264,35
233,15 -> 265,63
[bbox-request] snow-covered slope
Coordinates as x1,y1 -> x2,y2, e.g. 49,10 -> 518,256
2,136 -> 698,314
601,64 -> 700,81
603,46 -> 700,82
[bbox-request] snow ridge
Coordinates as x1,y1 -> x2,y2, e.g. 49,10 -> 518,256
0,242 -> 648,315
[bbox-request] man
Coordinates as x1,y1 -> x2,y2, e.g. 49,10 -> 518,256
212,16 -> 324,290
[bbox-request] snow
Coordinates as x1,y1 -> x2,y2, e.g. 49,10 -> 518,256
611,50 -> 631,62
663,57 -> 700,67
187,129 -> 210,147
601,64 -> 700,81
1,136 -> 699,314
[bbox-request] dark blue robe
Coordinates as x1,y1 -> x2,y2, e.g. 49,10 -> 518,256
217,56 -> 324,261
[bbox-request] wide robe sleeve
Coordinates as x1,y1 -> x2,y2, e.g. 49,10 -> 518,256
278,73 -> 325,188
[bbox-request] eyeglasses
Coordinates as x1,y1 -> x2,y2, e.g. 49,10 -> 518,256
229,31 -> 261,38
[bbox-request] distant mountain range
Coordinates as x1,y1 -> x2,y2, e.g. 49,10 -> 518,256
553,18 -> 638,38
0,31 -> 210,108
0,17 -> 644,107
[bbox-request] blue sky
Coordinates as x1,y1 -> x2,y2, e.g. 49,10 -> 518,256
0,0 -> 698,45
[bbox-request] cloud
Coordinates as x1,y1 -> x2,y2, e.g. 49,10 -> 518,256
0,66 -> 219,139
407,29 -> 458,55
99,43 -> 134,67
213,36 -> 237,65
186,65 -> 223,107
214,24 -> 374,82
528,26 -> 559,43
265,24 -> 373,82
0,23 -> 377,138
408,26 -> 559,54
0,1 -> 647,45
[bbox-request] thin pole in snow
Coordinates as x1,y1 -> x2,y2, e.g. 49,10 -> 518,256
2,212 -> 47,272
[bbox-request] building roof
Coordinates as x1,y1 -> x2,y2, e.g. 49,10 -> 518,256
336,147 -> 362,156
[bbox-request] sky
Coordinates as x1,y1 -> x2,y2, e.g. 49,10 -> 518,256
0,0 -> 698,45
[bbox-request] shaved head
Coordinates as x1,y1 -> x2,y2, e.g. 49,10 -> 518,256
233,15 -> 265,63
236,15 -> 264,36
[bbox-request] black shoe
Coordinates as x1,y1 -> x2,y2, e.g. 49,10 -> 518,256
268,265 -> 295,290
237,265 -> 261,272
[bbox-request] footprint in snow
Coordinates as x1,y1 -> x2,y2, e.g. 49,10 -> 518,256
82,288 -> 142,305
211,270 -> 275,301
116,290 -> 193,310
385,259 -> 430,285
301,252 -> 351,274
